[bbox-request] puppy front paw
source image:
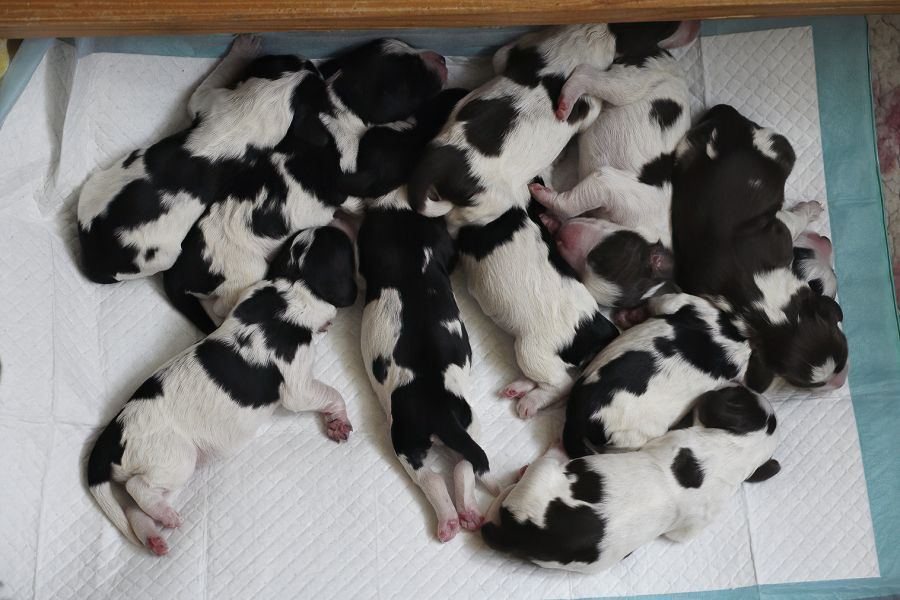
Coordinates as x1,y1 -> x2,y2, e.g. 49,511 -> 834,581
457,509 -> 484,531
791,200 -> 824,224
230,34 -> 262,58
146,535 -> 169,556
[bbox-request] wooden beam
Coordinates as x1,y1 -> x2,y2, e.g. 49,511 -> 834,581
2,0 -> 900,39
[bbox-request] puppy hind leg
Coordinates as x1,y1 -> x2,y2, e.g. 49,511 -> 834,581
125,476 -> 184,529
401,459 -> 459,543
452,460 -> 483,531
123,435 -> 196,529
499,379 -> 537,400
283,379 -> 352,442
125,503 -> 168,556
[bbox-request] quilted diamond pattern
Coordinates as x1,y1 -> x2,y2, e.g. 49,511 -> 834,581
0,28 -> 879,600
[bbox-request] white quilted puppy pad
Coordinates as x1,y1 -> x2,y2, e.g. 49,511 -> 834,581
0,26 -> 878,599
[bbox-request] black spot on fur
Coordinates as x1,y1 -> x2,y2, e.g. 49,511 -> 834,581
122,149 -> 141,168
696,386 -> 769,435
612,48 -> 668,68
482,500 -> 605,566
131,375 -> 163,401
502,45 -> 545,88
609,22 -> 678,58
250,206 -> 289,239
457,96 -> 518,157
231,285 -> 313,361
655,305 -> 741,380
408,143 -> 483,211
638,152 -> 675,187
143,247 -> 157,262
298,227 -> 358,307
566,458 -> 604,503
230,55 -> 312,88
541,74 -> 565,111
766,413 -> 777,435
372,356 -> 389,384
558,311 -> 619,370
746,458 -> 781,482
808,278 -> 825,296
671,448 -> 704,488
456,206 -> 528,260
233,286 -> 289,324
567,98 -> 591,124
717,312 -> 745,343
196,339 -> 282,408
650,99 -> 683,130
86,412 -> 126,486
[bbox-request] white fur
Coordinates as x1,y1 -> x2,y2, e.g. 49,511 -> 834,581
488,409 -> 777,573
534,52 -> 691,248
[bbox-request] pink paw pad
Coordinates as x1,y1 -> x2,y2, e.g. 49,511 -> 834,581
146,535 -> 169,556
327,418 -> 353,442
437,518 -> 460,543
458,510 -> 484,531
157,507 -> 182,529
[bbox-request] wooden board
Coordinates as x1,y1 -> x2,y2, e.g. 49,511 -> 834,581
2,0 -> 900,38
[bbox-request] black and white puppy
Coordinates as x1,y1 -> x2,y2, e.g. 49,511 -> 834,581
563,293 -> 751,457
77,35 -> 317,283
481,385 -> 780,573
792,231 -> 837,298
455,199 -> 619,419
359,187 -> 498,543
671,104 -> 848,391
164,39 -> 449,333
86,220 -> 357,556
530,23 -> 695,247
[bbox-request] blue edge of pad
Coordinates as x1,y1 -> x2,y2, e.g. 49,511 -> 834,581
1,16 -> 897,600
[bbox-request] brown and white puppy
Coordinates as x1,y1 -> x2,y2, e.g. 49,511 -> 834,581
671,104 -> 848,392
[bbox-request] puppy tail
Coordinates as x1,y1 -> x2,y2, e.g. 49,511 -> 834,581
434,417 -> 492,484
87,417 -> 141,546
163,271 -> 217,334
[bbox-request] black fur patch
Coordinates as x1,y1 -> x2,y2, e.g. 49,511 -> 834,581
655,305 -> 741,380
558,311 -> 619,370
650,99 -> 683,130
540,74 -> 565,111
196,339 -> 282,408
717,312 -> 745,343
671,447 -> 704,488
372,356 -> 390,384
298,227 -> 358,307
637,152 -> 675,187
766,413 -> 777,435
233,285 -> 288,324
456,206 -> 528,260
746,458 -> 781,482
502,45 -> 545,88
457,96 -> 518,157
131,375 -> 164,401
86,413 -> 126,486
143,247 -> 157,262
408,143 -> 483,210
566,458 -> 604,503
122,149 -> 141,168
696,386 -> 769,435
231,55 -> 311,87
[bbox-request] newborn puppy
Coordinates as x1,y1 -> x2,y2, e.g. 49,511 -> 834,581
793,231 -> 837,298
409,22 -> 697,224
530,21 -> 696,249
540,212 -> 673,308
563,293 -> 751,457
164,39 -> 449,333
481,385 -> 780,573
86,220 -> 358,556
456,199 -> 619,419
671,104 -> 848,391
77,35 -> 317,283
359,187 -> 498,543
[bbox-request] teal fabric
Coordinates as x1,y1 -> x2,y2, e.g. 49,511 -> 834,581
0,16 -> 896,598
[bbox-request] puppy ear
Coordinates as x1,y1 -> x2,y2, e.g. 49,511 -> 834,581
745,350 -> 775,393
815,296 -> 843,323
746,458 -> 781,483
649,244 -> 674,280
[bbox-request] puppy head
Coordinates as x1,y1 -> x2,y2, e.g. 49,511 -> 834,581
792,232 -> 837,298
676,104 -> 796,183
556,218 -> 673,307
749,290 -> 848,391
321,38 -> 446,124
695,385 -> 780,482
609,20 -> 700,55
267,223 -> 358,308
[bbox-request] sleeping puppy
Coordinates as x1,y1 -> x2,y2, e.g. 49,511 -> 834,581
359,187 -> 498,543
539,212 -> 674,308
671,104 -> 848,391
164,40 -> 448,332
456,199 -> 619,419
86,220 -> 358,556
793,231 -> 837,298
408,22 -> 697,225
77,35 -> 317,283
481,385 -> 780,573
529,22 -> 696,249
563,293 -> 751,457
163,39 -> 449,333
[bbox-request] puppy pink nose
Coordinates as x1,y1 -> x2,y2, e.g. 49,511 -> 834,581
825,363 -> 849,389
421,51 -> 448,84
